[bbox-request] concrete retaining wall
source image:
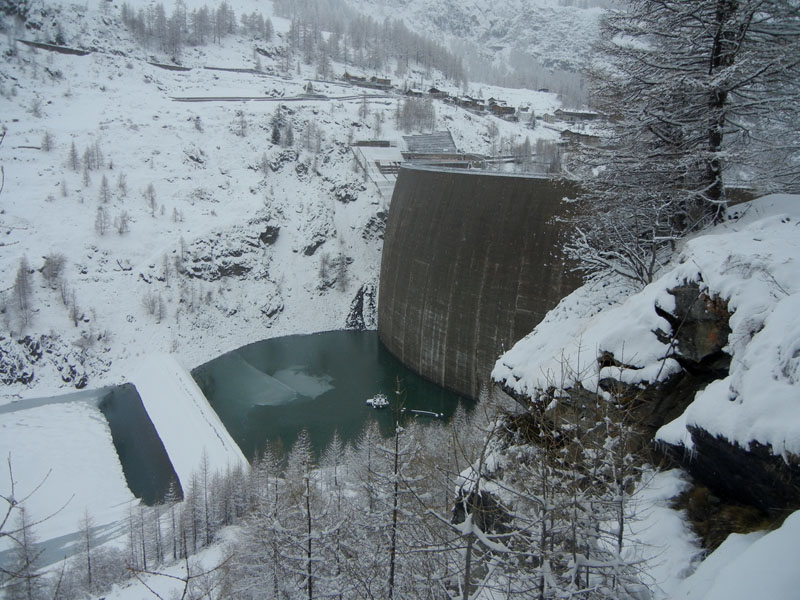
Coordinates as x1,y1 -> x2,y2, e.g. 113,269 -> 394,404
378,167 -> 581,400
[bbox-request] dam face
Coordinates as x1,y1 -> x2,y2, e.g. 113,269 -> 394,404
378,167 -> 581,400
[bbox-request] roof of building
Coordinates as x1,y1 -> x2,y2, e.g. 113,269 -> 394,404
402,131 -> 459,154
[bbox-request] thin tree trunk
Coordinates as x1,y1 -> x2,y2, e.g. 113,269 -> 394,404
462,528 -> 474,600
140,510 -> 147,571
388,428 -> 400,599
705,0 -> 739,218
306,474 -> 313,600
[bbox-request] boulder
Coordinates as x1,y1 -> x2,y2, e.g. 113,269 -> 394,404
657,283 -> 731,371
259,225 -> 280,245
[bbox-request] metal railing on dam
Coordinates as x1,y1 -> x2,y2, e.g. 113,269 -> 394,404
378,166 -> 582,401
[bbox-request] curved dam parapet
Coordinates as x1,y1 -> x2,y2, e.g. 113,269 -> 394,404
378,166 -> 581,400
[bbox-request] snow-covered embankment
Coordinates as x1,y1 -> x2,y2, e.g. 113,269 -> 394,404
131,353 -> 248,491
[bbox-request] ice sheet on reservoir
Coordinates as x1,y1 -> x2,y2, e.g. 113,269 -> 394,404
0,401 -> 135,553
272,366 -> 334,400
202,352 -> 299,407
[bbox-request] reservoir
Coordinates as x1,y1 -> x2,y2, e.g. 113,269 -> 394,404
0,331 -> 470,519
192,330 -> 472,459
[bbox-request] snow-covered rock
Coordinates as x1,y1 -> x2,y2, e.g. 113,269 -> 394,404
495,194 -> 800,459
494,193 -> 800,514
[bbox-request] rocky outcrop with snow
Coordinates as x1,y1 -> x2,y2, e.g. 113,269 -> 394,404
493,195 -> 800,512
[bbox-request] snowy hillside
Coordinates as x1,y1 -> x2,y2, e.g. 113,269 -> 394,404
493,194 -> 800,599
3,3 -> 799,600
0,0 -> 563,588
345,0 -> 603,92
0,0 -> 559,400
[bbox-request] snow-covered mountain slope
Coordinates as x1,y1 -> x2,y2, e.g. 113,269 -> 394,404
0,35 -> 380,397
346,0 -> 604,74
0,0 -> 559,400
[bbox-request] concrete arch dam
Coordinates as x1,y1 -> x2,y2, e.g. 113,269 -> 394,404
378,167 -> 582,401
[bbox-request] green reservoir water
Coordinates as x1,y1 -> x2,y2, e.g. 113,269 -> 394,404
96,384 -> 181,503
192,330 -> 472,458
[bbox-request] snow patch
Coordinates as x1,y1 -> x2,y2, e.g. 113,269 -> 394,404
0,400 -> 135,554
670,511 -> 800,600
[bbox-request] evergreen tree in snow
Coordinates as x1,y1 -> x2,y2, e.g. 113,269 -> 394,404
569,0 -> 800,288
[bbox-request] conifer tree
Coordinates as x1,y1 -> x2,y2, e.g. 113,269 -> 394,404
13,257 -> 33,329
570,0 -> 800,287
4,508 -> 45,600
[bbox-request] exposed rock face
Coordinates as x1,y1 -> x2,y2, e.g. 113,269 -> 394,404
451,489 -> 512,534
183,144 -> 206,168
294,161 -> 309,179
600,370 -> 719,434
657,285 -> 799,513
346,283 -> 377,330
316,254 -> 352,292
303,236 -> 326,256
664,427 -> 800,514
563,282 -> 733,435
362,210 -> 387,241
656,283 -> 732,374
502,279 -> 800,518
332,181 -> 366,204
506,283 -> 734,439
295,203 -> 334,257
269,149 -> 298,172
590,283 -> 734,433
0,335 -> 94,389
178,220 -> 274,282
260,294 -> 284,325
259,225 -> 280,245
0,337 -> 35,386
185,240 -> 254,281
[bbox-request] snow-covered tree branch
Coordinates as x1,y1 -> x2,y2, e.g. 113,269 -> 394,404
568,0 -> 800,287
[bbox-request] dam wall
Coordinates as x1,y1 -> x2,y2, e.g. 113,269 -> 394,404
378,167 -> 582,400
